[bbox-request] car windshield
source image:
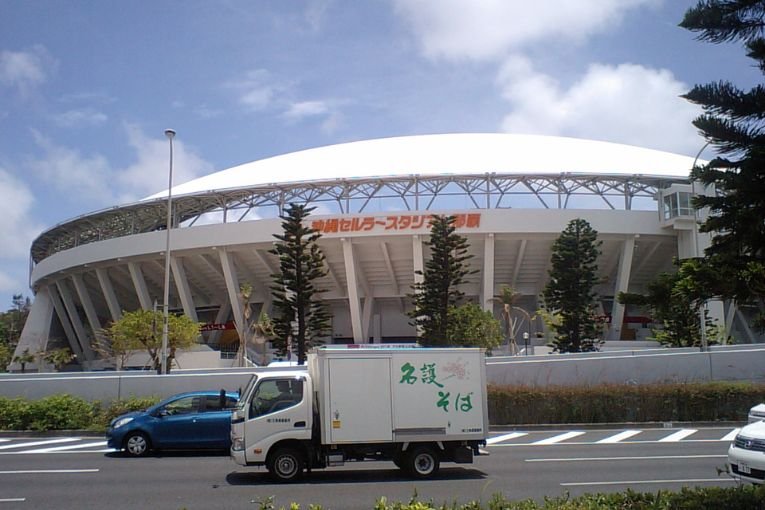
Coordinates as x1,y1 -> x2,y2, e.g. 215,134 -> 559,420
236,375 -> 258,411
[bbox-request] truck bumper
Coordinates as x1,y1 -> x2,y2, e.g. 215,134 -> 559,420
230,447 -> 247,466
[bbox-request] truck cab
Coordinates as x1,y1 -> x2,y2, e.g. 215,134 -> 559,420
231,370 -> 312,479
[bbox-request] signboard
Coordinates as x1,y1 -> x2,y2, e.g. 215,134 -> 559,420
311,213 -> 481,234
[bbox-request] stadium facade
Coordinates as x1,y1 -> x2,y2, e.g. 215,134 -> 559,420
11,133 -> 748,371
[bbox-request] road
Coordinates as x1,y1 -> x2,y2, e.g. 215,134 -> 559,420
0,426 -> 742,509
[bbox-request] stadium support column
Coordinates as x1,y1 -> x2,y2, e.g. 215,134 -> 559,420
128,262 -> 153,310
9,286 -> 55,371
342,238 -> 364,343
96,268 -> 122,322
607,237 -> 635,341
482,233 -> 495,312
55,280 -> 95,363
170,257 -> 199,322
71,274 -> 102,341
48,285 -> 83,363
219,249 -> 245,347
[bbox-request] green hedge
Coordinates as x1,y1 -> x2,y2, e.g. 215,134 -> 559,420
488,381 -> 765,425
256,485 -> 765,509
0,394 -> 160,431
1,381 -> 763,431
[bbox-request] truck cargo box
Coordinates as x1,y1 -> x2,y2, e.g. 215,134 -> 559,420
309,346 -> 488,445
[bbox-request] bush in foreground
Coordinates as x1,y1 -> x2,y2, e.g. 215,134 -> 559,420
253,485 -> 765,509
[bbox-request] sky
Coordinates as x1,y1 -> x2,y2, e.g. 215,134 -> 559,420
0,0 -> 761,310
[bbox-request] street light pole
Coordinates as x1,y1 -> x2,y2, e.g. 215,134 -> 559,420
692,142 -> 710,352
161,128 -> 176,374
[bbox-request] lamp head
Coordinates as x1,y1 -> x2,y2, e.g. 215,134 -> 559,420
164,129 -> 176,139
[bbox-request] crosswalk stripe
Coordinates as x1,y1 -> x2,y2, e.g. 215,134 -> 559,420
721,428 -> 740,441
533,431 -> 585,445
596,430 -> 642,443
0,438 -> 79,450
25,441 -> 108,453
659,429 -> 697,442
487,432 -> 528,445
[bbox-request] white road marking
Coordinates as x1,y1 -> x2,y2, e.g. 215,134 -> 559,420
561,478 -> 735,487
25,441 -> 108,453
526,454 -> 727,462
487,432 -> 528,445
0,439 -> 10,443
596,430 -> 642,444
0,498 -> 26,502
659,429 -> 697,442
532,431 -> 585,445
721,428 -> 740,441
0,469 -> 99,474
0,438 -> 79,450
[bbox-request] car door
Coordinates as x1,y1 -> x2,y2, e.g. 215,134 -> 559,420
194,395 -> 238,448
150,395 -> 202,448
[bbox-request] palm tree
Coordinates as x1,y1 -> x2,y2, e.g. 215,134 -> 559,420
493,286 -> 530,355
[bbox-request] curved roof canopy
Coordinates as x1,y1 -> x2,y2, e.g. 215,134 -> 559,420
145,133 -> 698,200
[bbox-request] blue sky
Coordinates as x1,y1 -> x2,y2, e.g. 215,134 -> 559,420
0,0 -> 761,309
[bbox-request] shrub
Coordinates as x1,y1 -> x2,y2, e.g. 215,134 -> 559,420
27,394 -> 97,431
488,381 -> 765,425
0,397 -> 31,430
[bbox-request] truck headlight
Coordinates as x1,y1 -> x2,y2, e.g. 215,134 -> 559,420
232,437 -> 244,451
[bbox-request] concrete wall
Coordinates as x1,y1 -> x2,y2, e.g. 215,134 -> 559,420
1,346 -> 762,405
486,345 -> 765,386
0,368 -> 263,404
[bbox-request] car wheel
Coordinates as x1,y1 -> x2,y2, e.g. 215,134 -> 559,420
405,446 -> 440,479
123,432 -> 151,457
268,447 -> 304,482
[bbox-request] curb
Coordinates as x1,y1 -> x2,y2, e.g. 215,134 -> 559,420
489,420 -> 747,431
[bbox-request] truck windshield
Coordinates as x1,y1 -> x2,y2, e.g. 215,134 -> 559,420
236,375 -> 258,411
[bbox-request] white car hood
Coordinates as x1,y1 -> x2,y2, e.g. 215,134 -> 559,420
740,420 -> 765,439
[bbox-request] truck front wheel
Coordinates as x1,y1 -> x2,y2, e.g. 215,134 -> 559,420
405,446 -> 440,478
268,447 -> 304,482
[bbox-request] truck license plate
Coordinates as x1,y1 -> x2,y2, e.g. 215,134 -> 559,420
739,462 -> 751,475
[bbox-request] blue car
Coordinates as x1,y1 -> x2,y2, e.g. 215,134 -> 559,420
106,390 -> 239,457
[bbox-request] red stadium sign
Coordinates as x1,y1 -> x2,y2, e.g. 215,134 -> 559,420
311,213 -> 481,234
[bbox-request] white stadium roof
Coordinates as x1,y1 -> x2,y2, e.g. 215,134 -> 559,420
146,133 -> 699,200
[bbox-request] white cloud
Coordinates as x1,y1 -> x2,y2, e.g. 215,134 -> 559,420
392,0 -> 657,61
116,124 -> 215,202
0,46 -> 54,96
284,100 -> 330,119
29,125 -> 215,208
29,130 -> 117,206
0,168 -> 44,261
497,57 -> 702,154
52,108 -> 108,127
226,69 -> 282,111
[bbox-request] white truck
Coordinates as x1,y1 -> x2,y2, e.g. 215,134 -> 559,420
230,346 -> 488,482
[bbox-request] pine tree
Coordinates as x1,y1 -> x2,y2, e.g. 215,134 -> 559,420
680,1 -> 765,330
542,219 -> 603,353
408,215 -> 475,346
269,203 -> 331,364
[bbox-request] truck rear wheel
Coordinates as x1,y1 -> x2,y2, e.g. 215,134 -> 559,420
268,447 -> 304,482
405,446 -> 440,478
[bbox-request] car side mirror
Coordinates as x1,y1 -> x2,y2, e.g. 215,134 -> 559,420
155,409 -> 169,418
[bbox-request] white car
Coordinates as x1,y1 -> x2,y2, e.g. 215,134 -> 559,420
728,420 -> 765,484
749,403 -> 765,424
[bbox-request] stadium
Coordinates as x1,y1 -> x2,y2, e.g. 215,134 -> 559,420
10,133 -> 740,371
